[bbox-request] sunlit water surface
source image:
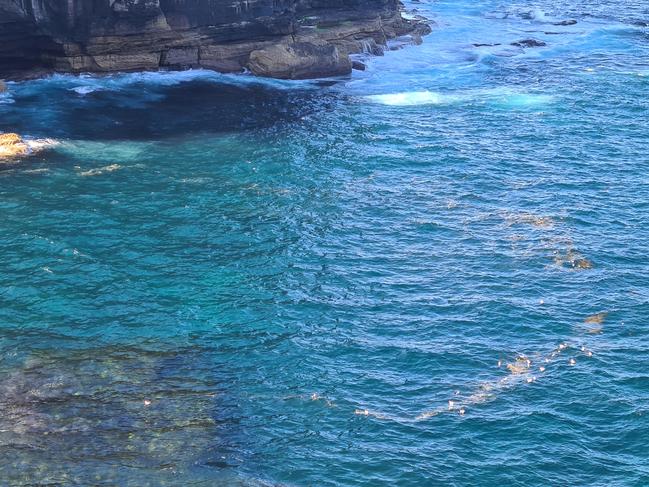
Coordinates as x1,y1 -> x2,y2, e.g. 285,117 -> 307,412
1,0 -> 648,485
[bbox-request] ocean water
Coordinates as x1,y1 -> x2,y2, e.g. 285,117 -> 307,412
1,0 -> 649,485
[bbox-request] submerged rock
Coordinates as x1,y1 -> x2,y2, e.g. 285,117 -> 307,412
0,349 -> 222,483
584,312 -> 607,334
553,20 -> 578,26
572,258 -> 594,270
0,133 -> 29,159
553,248 -> 594,271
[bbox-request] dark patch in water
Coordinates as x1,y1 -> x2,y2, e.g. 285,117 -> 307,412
0,79 -> 328,140
0,346 -> 249,484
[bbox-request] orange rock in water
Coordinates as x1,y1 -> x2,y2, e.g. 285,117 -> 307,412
0,133 -> 22,144
584,312 -> 607,334
585,312 -> 607,325
507,355 -> 531,374
573,258 -> 594,270
553,248 -> 594,271
0,133 -> 30,159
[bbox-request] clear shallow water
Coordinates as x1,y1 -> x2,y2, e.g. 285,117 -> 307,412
1,0 -> 649,485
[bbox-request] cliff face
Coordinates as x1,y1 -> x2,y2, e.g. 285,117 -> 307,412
0,0 -> 429,80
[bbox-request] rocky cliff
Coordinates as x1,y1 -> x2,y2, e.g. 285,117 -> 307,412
0,0 -> 430,80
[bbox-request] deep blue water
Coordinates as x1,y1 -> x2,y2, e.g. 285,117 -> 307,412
1,1 -> 649,485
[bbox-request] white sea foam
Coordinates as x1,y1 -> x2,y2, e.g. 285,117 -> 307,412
364,88 -> 555,108
70,85 -> 99,95
0,91 -> 15,104
78,164 -> 122,177
365,91 -> 451,106
32,69 -> 320,94
401,11 -> 419,21
25,138 -> 59,152
529,8 -> 550,22
494,92 -> 555,107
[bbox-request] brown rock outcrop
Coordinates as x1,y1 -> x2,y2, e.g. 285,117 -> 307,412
0,133 -> 30,159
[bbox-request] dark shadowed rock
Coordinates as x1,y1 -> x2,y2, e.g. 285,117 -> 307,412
511,38 -> 547,48
352,60 -> 366,71
553,20 -> 578,26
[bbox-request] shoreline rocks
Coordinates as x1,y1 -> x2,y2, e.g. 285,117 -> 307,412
0,0 -> 432,81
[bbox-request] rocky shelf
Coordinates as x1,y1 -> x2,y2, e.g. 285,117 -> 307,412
0,0 -> 431,80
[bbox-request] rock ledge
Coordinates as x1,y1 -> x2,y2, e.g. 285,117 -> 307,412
0,0 -> 432,80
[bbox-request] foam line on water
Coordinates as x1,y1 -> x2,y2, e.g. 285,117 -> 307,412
364,91 -> 459,106
363,88 -> 556,108
11,69 -> 321,98
352,336 -> 600,424
352,211 -> 603,423
0,91 -> 15,105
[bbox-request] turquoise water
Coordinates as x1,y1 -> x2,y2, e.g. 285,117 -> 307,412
1,1 -> 649,485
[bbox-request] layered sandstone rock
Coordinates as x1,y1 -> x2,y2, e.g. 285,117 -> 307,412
249,40 -> 351,79
0,0 -> 430,80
